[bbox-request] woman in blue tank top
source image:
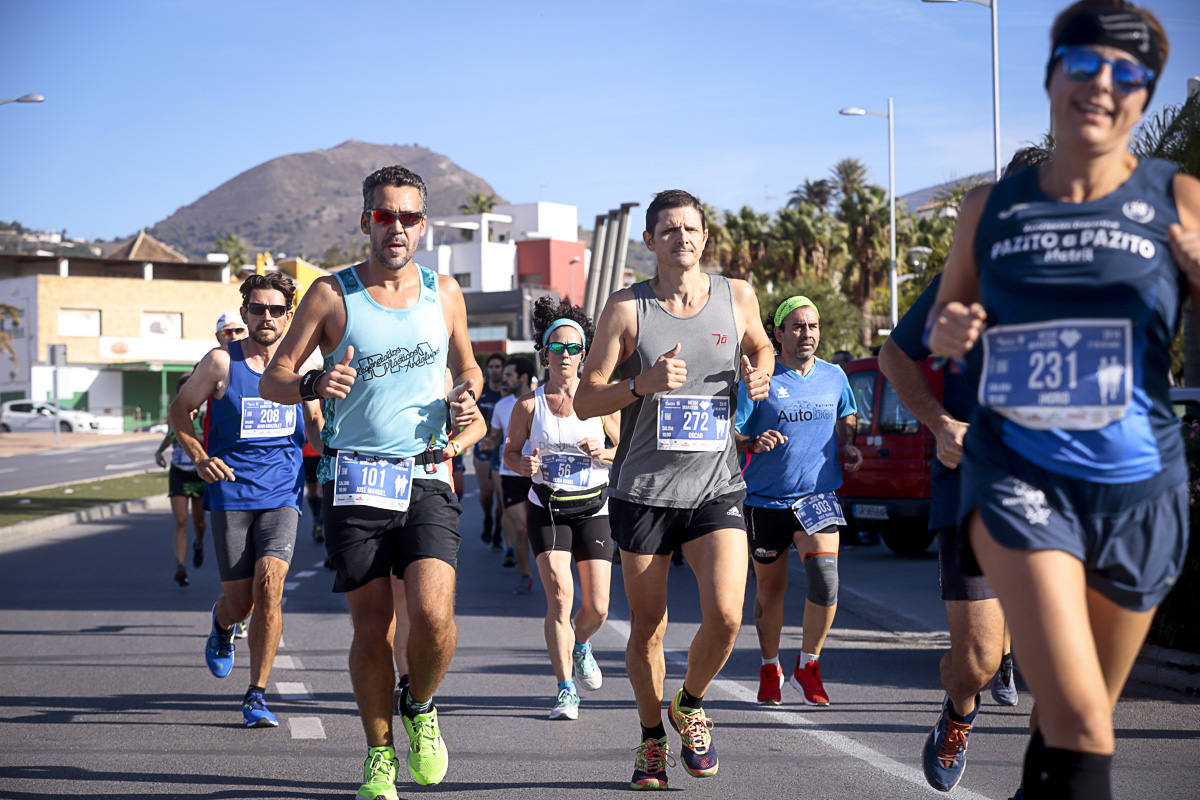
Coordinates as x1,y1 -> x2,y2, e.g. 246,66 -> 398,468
927,3 -> 1200,797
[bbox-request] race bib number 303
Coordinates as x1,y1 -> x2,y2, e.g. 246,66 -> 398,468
791,491 -> 846,534
239,397 -> 297,439
657,396 -> 730,452
979,319 -> 1132,431
333,452 -> 414,512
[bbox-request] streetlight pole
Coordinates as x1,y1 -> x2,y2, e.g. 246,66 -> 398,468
839,101 -> 898,329
922,0 -> 1001,180
0,93 -> 45,107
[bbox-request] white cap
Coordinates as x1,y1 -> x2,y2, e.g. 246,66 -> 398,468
215,311 -> 244,333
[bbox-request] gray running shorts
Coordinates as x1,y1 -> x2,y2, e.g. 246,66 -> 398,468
211,507 -> 299,581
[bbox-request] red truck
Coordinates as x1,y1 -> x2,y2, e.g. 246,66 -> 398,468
838,355 -> 943,556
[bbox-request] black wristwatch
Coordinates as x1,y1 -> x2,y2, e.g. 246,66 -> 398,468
299,369 -> 325,401
629,377 -> 642,398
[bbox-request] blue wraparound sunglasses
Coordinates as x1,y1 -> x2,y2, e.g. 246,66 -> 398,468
1054,45 -> 1155,94
545,342 -> 584,355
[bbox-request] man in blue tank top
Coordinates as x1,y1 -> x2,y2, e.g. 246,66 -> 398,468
260,166 -> 485,799
734,296 -> 860,709
169,271 -> 321,731
576,189 -> 775,790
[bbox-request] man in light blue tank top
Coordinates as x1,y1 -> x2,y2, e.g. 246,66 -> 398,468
261,166 -> 485,798
576,190 -> 775,790
169,272 -> 322,731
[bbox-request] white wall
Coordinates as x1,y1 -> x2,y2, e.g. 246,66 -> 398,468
491,202 -> 578,243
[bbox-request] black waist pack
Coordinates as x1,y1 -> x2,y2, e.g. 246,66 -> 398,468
532,481 -> 608,522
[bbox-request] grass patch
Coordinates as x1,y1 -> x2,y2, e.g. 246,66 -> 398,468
0,471 -> 168,528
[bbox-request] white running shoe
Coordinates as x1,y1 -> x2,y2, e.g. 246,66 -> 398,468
572,643 -> 602,691
549,688 -> 579,720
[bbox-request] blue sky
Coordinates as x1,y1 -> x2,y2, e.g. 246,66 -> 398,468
2,0 -> 1198,242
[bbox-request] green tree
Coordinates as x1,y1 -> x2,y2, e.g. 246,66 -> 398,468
835,183 -> 890,345
787,178 -> 834,212
214,232 -> 248,271
756,278 -> 864,359
458,192 -> 499,215
723,205 -> 770,281
830,158 -> 869,202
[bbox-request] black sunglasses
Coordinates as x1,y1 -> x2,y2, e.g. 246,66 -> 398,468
546,342 -> 584,355
245,302 -> 288,318
368,208 -> 425,228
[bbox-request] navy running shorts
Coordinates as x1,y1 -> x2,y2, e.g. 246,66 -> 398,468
935,525 -> 996,602
962,450 -> 1188,612
609,490 -> 747,556
211,507 -> 299,581
745,505 -> 838,565
527,501 -> 612,561
302,455 -> 320,484
322,478 -> 462,593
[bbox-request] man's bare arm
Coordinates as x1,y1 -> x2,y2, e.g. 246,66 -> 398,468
878,337 -> 966,469
168,348 -> 234,482
731,279 -> 774,400
575,289 -> 644,420
261,276 -> 339,404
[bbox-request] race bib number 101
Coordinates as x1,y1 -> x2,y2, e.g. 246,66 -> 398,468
333,452 -> 414,512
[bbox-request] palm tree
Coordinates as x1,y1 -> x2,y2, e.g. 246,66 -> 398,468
699,202 -> 729,269
723,206 -> 770,281
787,178 -> 834,211
830,158 -> 869,202
458,192 -> 499,215
836,184 -> 890,345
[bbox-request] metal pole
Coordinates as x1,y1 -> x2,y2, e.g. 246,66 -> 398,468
608,205 -> 637,298
887,97 -> 897,329
584,214 -> 609,321
598,210 -> 621,304
991,0 -> 1002,181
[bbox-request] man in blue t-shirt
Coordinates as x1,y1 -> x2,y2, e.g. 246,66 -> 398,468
735,296 -> 860,707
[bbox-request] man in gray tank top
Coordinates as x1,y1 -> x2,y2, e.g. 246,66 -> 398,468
576,189 -> 774,790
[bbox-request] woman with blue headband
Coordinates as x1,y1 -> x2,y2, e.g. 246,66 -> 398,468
927,2 -> 1200,797
502,296 -> 620,721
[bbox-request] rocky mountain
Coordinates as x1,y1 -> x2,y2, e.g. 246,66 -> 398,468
146,140 -> 503,260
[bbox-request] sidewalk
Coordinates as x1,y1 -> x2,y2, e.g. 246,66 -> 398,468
0,431 -> 160,459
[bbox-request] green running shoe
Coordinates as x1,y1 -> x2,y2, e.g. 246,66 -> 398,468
357,746 -> 399,800
401,700 -> 448,785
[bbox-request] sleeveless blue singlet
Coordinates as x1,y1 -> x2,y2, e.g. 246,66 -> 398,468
204,340 -> 305,510
968,158 -> 1186,487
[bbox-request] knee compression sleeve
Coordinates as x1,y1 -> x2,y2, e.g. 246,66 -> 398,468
803,552 -> 838,607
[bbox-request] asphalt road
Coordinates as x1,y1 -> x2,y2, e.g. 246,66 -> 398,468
0,471 -> 1196,799
0,438 -> 161,493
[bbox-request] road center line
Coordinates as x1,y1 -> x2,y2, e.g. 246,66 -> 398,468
288,716 -> 326,739
604,618 -> 995,800
275,681 -> 311,700
293,570 -> 317,578
273,655 -> 302,670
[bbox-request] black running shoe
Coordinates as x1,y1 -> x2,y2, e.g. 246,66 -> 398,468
174,565 -> 189,587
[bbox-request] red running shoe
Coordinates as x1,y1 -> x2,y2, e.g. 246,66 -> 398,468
757,663 -> 784,705
790,658 -> 830,706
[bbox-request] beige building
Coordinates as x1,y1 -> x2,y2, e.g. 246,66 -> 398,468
0,231 -> 324,432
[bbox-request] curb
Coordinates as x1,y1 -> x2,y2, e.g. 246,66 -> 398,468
0,494 -> 169,544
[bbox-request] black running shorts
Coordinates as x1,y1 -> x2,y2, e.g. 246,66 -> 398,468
526,501 -> 612,562
609,490 -> 746,556
322,478 -> 462,593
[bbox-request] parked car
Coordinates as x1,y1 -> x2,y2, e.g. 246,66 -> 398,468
838,355 -> 943,556
0,400 -> 101,433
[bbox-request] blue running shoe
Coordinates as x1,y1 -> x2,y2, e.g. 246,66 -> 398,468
923,694 -> 978,792
204,604 -> 235,678
991,652 -> 1019,706
630,736 -> 673,790
242,690 -> 278,728
668,689 -> 718,778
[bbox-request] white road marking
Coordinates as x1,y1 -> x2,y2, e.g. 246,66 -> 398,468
104,461 -> 147,470
294,570 -> 317,578
313,560 -> 326,569
284,581 -> 299,591
0,467 -> 16,474
273,655 -> 302,670
275,681 -> 311,700
604,619 -> 996,800
288,716 -> 326,739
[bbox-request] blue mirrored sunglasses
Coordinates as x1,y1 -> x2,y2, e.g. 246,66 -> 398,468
545,342 -> 584,355
1054,45 -> 1155,94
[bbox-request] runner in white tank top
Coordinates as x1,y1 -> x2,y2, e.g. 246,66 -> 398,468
503,297 -> 620,721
